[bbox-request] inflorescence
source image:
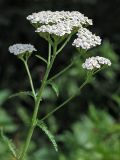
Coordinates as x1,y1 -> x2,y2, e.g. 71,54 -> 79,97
9,11 -> 111,71
82,56 -> 111,70
27,11 -> 92,26
27,11 -> 92,37
9,44 -> 36,55
26,11 -> 102,50
72,28 -> 101,50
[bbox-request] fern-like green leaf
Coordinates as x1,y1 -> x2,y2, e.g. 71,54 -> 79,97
0,128 -> 17,158
37,120 -> 58,152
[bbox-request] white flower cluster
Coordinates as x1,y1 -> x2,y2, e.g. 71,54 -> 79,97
27,11 -> 92,26
9,44 -> 36,55
27,11 -> 102,50
36,22 -> 72,37
72,28 -> 101,50
82,56 -> 111,70
27,11 -> 92,37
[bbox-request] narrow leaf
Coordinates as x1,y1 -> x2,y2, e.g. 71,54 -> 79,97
0,128 -> 17,158
49,82 -> 59,97
36,55 -> 47,64
37,120 -> 58,152
9,91 -> 34,99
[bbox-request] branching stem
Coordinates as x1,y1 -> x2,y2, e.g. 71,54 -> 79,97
40,80 -> 88,122
19,42 -> 57,160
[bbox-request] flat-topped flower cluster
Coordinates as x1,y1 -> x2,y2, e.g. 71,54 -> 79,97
27,11 -> 92,26
26,11 -> 101,50
9,44 -> 36,55
82,56 -> 111,70
72,28 -> 101,50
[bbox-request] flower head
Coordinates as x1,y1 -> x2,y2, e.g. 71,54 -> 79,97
72,28 -> 101,50
82,56 -> 111,70
27,11 -> 92,37
27,11 -> 92,26
9,44 -> 36,55
35,22 -> 72,36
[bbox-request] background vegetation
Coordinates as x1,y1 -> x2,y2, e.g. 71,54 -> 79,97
0,0 -> 120,159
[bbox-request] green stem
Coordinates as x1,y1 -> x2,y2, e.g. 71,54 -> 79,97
56,35 -> 72,55
48,62 -> 73,82
48,42 -> 52,66
24,61 -> 36,99
19,42 -> 58,160
48,47 -> 85,83
35,55 -> 47,64
40,80 -> 88,122
93,66 -> 105,75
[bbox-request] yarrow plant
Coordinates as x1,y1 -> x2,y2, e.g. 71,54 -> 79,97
4,11 -> 111,160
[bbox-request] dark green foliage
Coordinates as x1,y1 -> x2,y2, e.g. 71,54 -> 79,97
30,106 -> 120,160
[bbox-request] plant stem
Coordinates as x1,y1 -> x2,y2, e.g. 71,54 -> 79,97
93,66 -> 105,75
19,43 -> 57,160
48,42 -> 51,66
24,61 -> 36,99
48,62 -> 73,82
56,35 -> 72,54
35,55 -> 47,64
40,80 -> 88,122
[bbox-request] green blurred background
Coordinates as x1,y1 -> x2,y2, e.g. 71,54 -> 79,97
0,0 -> 120,160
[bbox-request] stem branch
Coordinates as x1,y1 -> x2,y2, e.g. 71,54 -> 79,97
56,35 -> 72,55
48,62 -> 73,82
40,80 -> 88,122
24,61 -> 36,99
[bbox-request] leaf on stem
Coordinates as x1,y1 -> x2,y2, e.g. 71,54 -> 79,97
37,120 -> 58,152
36,55 -> 47,64
0,128 -> 17,158
49,82 -> 59,97
9,91 -> 34,99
